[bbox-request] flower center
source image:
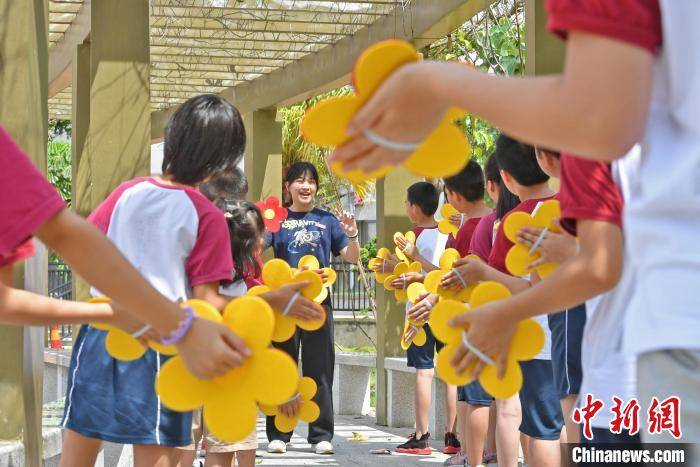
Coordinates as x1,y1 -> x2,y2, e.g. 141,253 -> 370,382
264,208 -> 276,220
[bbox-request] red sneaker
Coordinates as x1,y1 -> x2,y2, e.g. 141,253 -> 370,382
396,432 -> 431,455
443,431 -> 461,454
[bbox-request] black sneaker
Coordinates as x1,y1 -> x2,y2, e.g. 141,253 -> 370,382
443,431 -> 461,454
396,432 -> 431,455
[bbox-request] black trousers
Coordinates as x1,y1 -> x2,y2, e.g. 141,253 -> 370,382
266,304 -> 335,444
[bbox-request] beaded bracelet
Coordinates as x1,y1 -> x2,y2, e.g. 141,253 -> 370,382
161,305 -> 196,346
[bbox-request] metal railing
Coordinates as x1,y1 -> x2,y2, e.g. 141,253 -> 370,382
329,259 -> 375,313
47,261 -> 73,346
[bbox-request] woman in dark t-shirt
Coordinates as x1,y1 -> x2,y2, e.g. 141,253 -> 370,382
263,162 -> 360,455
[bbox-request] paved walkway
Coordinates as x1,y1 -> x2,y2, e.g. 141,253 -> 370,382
195,415 -> 454,466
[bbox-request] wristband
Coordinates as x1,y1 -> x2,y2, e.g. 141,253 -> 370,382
421,296 -> 434,310
282,291 -> 301,316
131,324 -> 152,339
461,331 -> 496,367
161,306 -> 196,346
348,233 -> 359,239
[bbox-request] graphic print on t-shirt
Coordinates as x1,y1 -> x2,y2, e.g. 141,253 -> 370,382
284,219 -> 325,254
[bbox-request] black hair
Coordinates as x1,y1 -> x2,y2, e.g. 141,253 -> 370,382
485,153 -> 501,183
494,134 -> 549,186
285,161 -> 319,186
162,94 -> 246,185
407,181 -> 439,216
496,179 -> 520,220
537,147 -> 561,159
199,166 -> 248,207
443,159 -> 485,202
223,200 -> 265,283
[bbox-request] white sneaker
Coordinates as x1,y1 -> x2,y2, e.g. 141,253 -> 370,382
267,439 -> 287,453
314,441 -> 334,454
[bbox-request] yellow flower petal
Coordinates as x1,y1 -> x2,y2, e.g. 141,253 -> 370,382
204,396 -> 258,442
393,262 -> 409,275
503,211 -> 533,244
323,268 -> 337,287
274,413 -> 299,434
297,314 -> 326,331
105,328 -> 146,361
408,261 -> 422,273
377,248 -> 391,259
298,376 -> 318,402
272,314 -> 297,343
300,96 -> 361,147
414,327 -> 427,347
330,161 -> 391,185
299,401 -> 321,423
438,219 -> 459,237
436,342 -> 475,386
258,403 -> 277,417
383,275 -> 397,291
353,39 -> 420,99
406,282 -> 427,303
403,123 -> 470,178
244,348 -> 298,406
395,289 -> 409,303
440,248 -> 461,272
298,255 -> 320,271
479,359 -> 523,400
404,231 -> 416,244
532,200 -> 561,230
400,321 -> 413,351
428,299 -> 467,344
223,296 -> 274,352
423,270 -> 443,294
510,318 -> 545,361
441,203 -> 459,219
247,285 -> 271,296
156,357 -> 209,411
536,262 -> 558,279
469,281 -> 511,308
374,272 -> 392,283
148,341 -> 178,355
313,287 -> 329,304
368,258 -> 383,271
505,243 -> 537,277
291,269 -> 324,301
262,259 -> 293,289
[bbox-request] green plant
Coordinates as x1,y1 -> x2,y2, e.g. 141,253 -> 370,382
47,141 -> 71,206
359,237 -> 377,269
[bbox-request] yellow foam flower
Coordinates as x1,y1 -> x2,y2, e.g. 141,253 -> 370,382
400,282 -> 429,350
248,258 -> 325,342
89,298 -> 220,361
259,376 -> 321,433
429,282 -> 544,399
422,249 -> 479,303
438,204 -> 461,237
383,260 -> 422,303
393,230 -> 416,263
156,296 -> 298,442
301,39 -> 470,183
503,199 -> 561,279
297,254 -> 337,298
368,247 -> 393,283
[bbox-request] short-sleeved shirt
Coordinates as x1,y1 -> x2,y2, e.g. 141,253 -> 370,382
265,208 -> 348,269
0,240 -> 35,268
559,155 -> 623,236
489,196 -> 556,360
89,177 -> 233,301
0,126 -> 65,260
468,210 -> 497,261
412,225 -> 448,272
445,217 -> 481,257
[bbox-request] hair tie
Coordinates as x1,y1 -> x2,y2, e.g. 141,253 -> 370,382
364,128 -> 422,152
282,291 -> 301,316
528,228 -> 548,256
461,331 -> 496,367
453,268 -> 468,289
131,324 -> 152,339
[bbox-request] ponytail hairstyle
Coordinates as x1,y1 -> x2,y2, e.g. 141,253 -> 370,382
485,152 -> 520,220
222,200 -> 265,283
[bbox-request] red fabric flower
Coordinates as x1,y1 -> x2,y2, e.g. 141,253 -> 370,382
255,196 -> 288,233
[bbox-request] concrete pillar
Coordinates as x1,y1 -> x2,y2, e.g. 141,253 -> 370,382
72,0 -> 150,297
0,0 -> 48,463
525,0 -> 566,76
74,0 -> 150,216
374,167 -> 420,425
243,108 -> 283,203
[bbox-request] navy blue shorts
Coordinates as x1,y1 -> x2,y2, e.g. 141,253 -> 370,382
458,381 -> 493,406
580,427 -> 641,445
548,304 -> 586,399
406,324 -> 444,370
519,359 -> 564,440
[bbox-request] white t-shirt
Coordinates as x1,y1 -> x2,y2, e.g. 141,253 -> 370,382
622,3 -> 700,355
89,177 -> 233,302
